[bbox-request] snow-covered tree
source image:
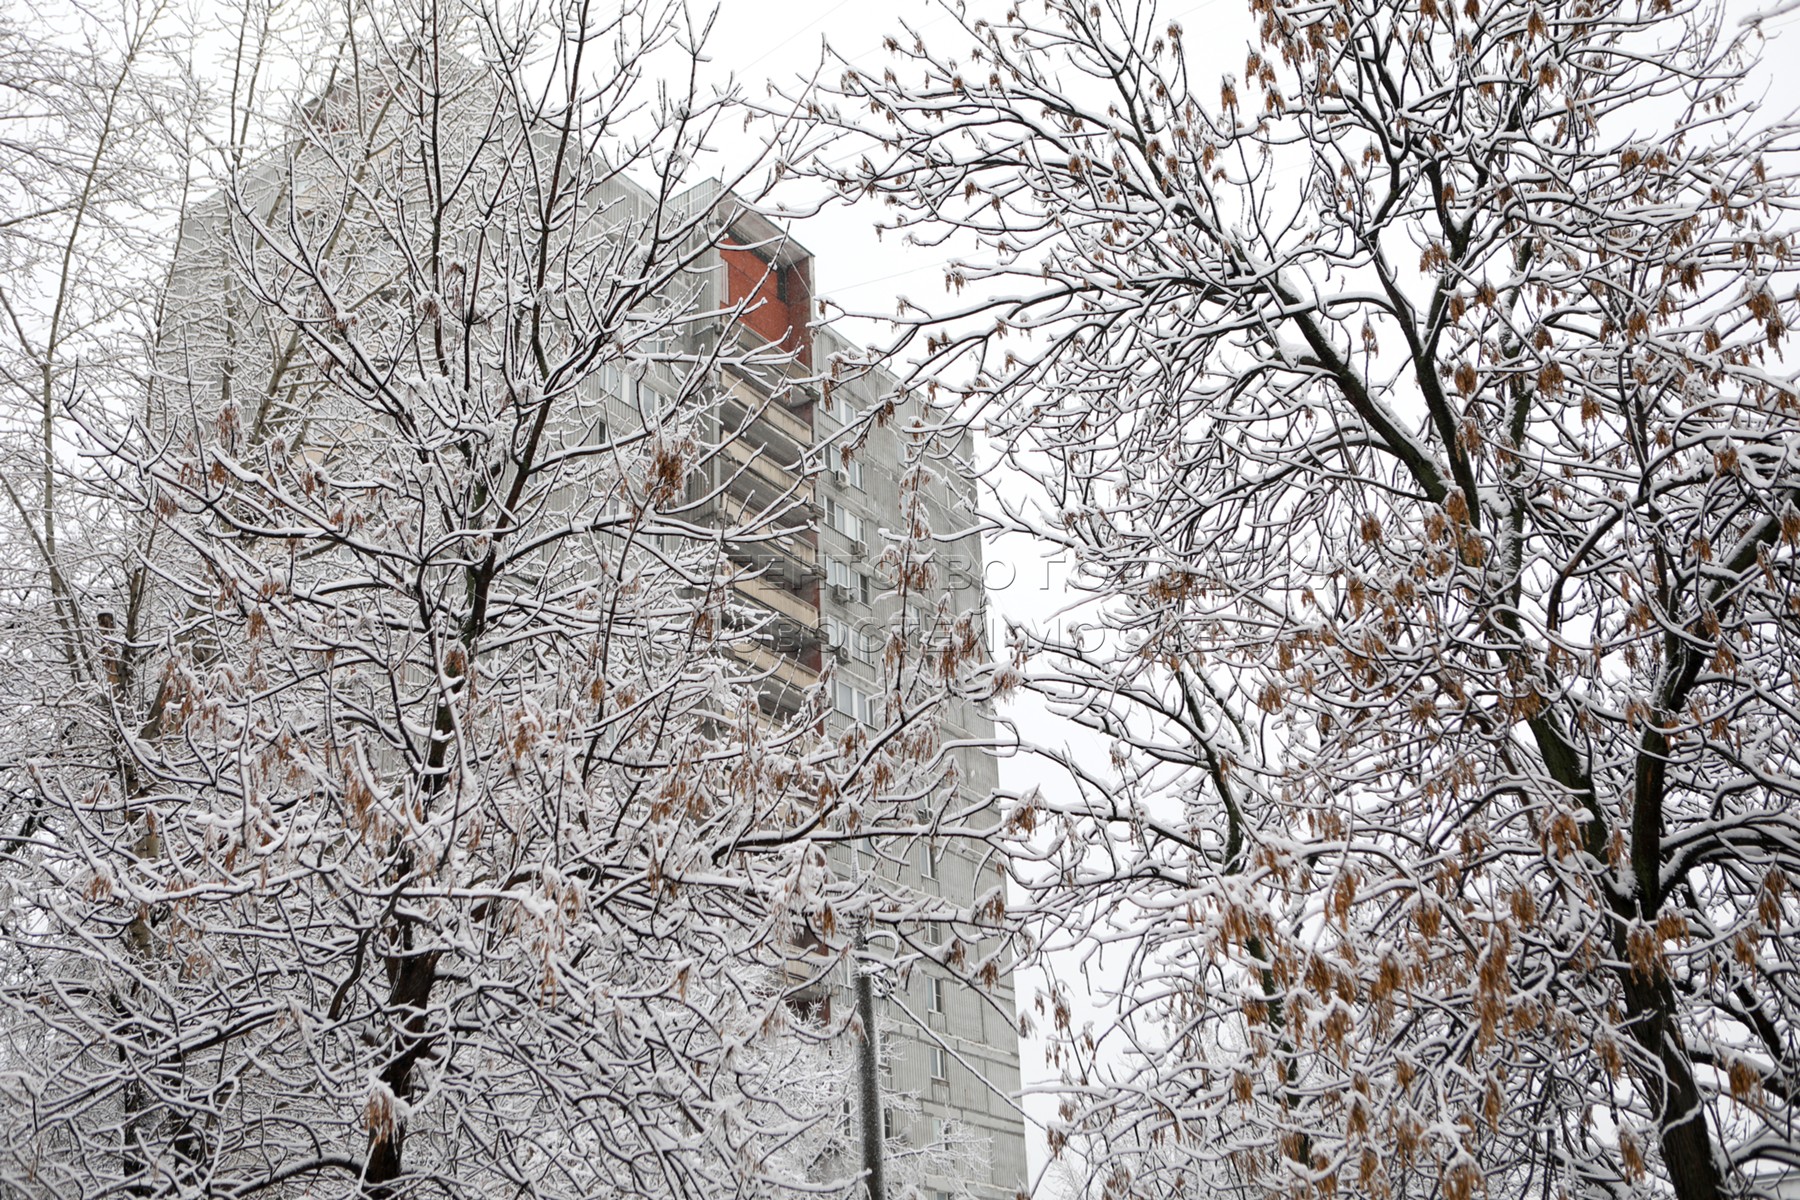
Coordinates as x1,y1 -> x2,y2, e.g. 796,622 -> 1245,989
0,6 -> 209,1185
0,1 -> 1014,1197
0,0 -> 197,865
810,0 -> 1800,1197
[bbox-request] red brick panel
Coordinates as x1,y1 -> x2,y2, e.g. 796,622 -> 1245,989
721,244 -> 810,365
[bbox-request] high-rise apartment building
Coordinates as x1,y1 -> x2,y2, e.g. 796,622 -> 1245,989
678,186 -> 1029,1200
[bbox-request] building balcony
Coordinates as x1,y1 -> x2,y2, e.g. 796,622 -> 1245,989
720,374 -> 813,451
733,572 -> 819,629
729,639 -> 820,692
718,433 -> 811,502
723,525 -> 817,578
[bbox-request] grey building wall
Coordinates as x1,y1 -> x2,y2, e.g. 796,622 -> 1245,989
807,322 -> 1026,1200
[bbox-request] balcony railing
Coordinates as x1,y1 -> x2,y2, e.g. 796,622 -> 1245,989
720,374 -> 813,449
733,572 -> 818,628
719,434 -> 810,500
729,640 -> 819,691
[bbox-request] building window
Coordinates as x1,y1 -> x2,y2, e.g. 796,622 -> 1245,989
834,680 -> 874,726
929,1045 -> 948,1081
826,558 -> 877,608
823,495 -> 864,542
598,362 -> 629,403
919,842 -> 936,880
825,615 -> 875,664
826,556 -> 855,595
829,399 -> 859,430
929,976 -> 945,1015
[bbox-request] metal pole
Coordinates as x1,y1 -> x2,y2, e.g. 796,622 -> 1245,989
853,925 -> 885,1200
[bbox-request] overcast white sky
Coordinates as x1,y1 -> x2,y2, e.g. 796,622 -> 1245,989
700,0 -> 1256,320
703,0 -> 1800,313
